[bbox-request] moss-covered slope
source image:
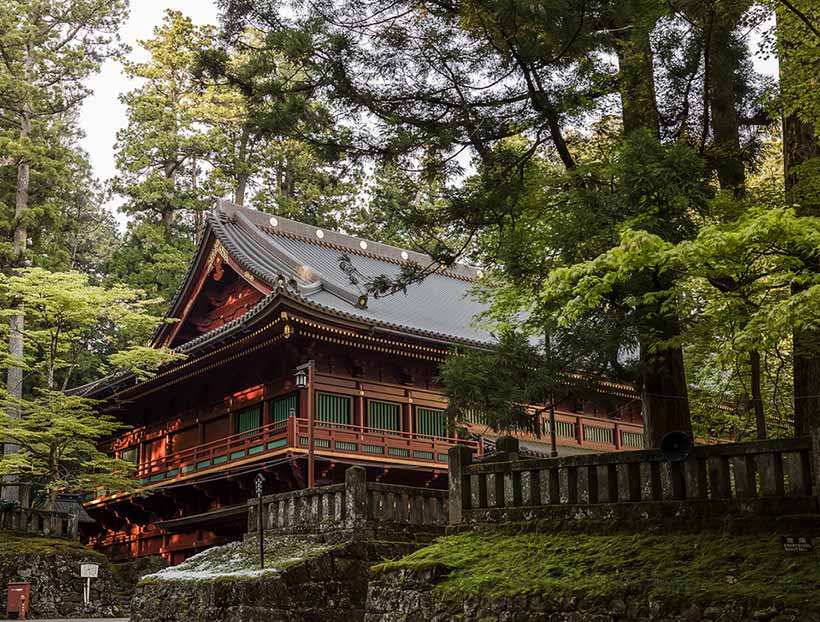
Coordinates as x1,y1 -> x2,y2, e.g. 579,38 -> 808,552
373,527 -> 820,613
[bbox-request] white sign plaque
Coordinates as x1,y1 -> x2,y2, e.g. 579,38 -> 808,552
80,563 -> 99,579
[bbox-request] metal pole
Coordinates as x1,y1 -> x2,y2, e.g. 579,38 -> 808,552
255,472 -> 265,569
258,492 -> 264,569
307,362 -> 315,488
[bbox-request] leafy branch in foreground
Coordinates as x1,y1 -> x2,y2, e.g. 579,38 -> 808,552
0,389 -> 135,510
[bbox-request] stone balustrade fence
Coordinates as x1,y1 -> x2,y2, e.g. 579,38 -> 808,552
248,466 -> 447,535
0,506 -> 78,539
448,436 -> 818,525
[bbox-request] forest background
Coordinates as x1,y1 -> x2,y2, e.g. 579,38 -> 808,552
2,0 -> 820,505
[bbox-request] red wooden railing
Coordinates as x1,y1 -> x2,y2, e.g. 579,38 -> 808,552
462,411 -> 646,451
109,418 -> 479,493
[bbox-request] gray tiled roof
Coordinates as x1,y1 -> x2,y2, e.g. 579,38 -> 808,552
213,201 -> 496,346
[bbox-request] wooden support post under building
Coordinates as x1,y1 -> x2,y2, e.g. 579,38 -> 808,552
307,362 -> 315,488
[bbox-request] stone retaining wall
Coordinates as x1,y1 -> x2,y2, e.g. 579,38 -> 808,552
364,565 -> 818,622
0,537 -> 119,618
131,538 -> 418,622
247,466 -> 447,535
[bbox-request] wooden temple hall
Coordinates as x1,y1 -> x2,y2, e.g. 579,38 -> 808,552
75,200 -> 646,563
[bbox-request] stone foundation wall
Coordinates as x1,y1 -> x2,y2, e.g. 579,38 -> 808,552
365,565 -> 819,622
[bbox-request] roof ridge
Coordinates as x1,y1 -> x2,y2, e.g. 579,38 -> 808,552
215,199 -> 483,282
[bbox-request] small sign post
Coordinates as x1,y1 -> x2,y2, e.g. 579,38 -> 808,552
80,563 -> 99,606
255,472 -> 266,569
781,536 -> 813,554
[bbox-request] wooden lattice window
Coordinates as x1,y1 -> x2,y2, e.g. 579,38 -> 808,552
316,393 -> 351,426
368,400 -> 401,432
270,393 -> 298,423
416,407 -> 445,437
235,404 -> 262,437
120,446 -> 138,464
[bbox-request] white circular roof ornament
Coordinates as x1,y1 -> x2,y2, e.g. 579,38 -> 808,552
400,251 -> 409,261
359,240 -> 368,250
316,229 -> 324,239
476,269 -> 484,278
269,216 -> 278,227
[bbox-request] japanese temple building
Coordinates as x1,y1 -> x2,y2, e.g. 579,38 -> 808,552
75,200 -> 645,563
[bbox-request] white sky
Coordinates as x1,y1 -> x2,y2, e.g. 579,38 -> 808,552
78,2 -> 220,220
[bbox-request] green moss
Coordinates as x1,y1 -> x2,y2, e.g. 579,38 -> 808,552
373,527 -> 820,611
0,532 -> 105,559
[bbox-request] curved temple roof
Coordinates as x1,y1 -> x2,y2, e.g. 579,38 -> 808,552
160,199 -> 496,348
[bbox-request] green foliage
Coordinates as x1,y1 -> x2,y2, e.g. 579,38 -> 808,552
0,267 -> 183,505
112,10 -> 215,235
441,332 -> 556,435
0,0 -> 128,265
108,220 -> 196,307
0,267 -> 181,390
0,389 -> 134,509
774,0 -> 820,138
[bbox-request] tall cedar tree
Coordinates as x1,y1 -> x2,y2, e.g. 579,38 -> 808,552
776,1 -> 820,435
0,0 -> 127,503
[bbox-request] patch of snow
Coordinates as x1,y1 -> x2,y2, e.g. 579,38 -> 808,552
144,536 -> 332,582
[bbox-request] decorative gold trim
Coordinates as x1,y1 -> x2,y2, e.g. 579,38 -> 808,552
287,315 -> 450,357
298,328 -> 446,363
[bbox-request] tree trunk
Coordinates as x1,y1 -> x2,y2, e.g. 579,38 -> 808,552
639,316 -> 693,448
749,350 -> 767,439
161,206 -> 174,239
235,174 -> 248,207
708,8 -> 747,196
613,22 -> 660,139
777,7 -> 820,436
787,105 -> 820,435
613,9 -> 692,448
234,126 -> 250,206
162,158 -> 177,240
2,96 -> 32,506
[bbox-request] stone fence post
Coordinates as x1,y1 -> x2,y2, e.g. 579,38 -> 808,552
495,435 -> 520,460
809,425 -> 820,510
345,465 -> 368,527
448,445 -> 473,525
